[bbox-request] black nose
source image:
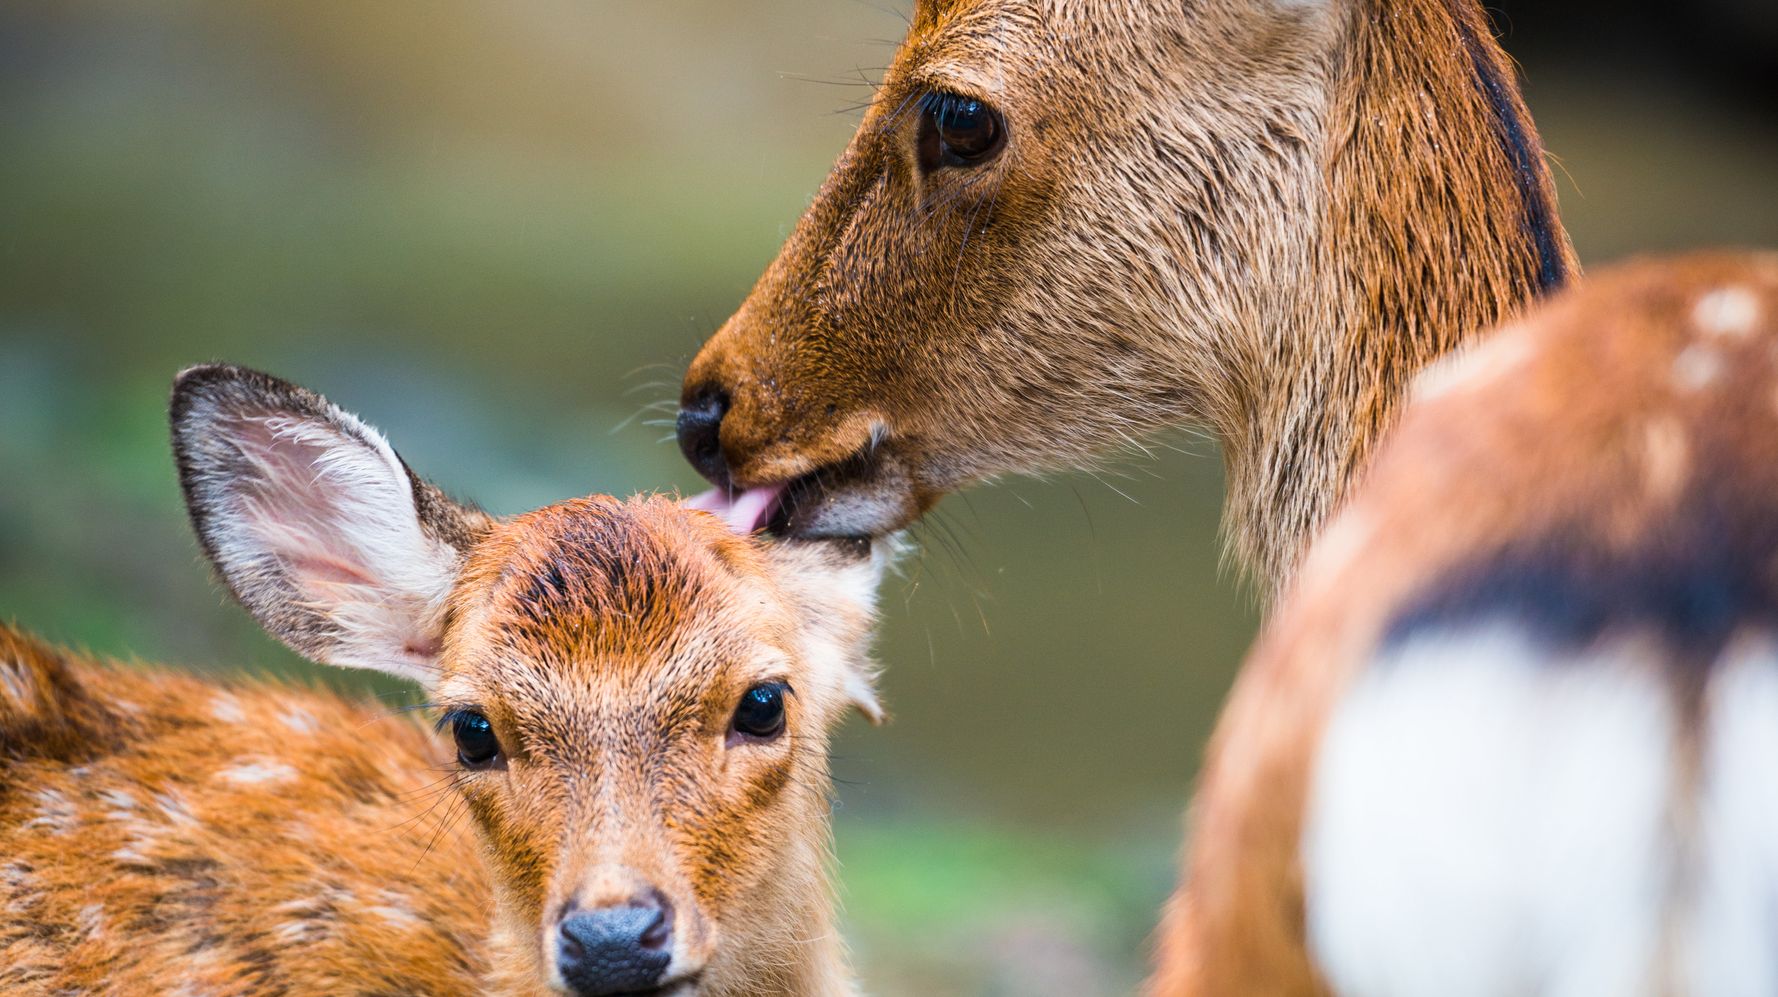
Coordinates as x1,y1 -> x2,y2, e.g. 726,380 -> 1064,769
557,899 -> 673,997
676,388 -> 730,486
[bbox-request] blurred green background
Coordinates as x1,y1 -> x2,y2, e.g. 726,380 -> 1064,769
2,3 -> 1774,993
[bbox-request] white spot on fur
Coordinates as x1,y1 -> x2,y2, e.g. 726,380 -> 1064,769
1693,286 -> 1760,340
1412,328 -> 1534,403
1640,418 -> 1689,503
153,790 -> 200,829
217,761 -> 297,785
278,704 -> 320,734
2,861 -> 34,891
1672,344 -> 1723,392
110,842 -> 155,867
0,656 -> 34,708
77,902 -> 106,939
275,920 -> 323,944
210,694 -> 246,724
273,888 -> 346,943
24,788 -> 77,835
100,788 -> 139,820
364,890 -> 422,930
1305,624 -> 1675,997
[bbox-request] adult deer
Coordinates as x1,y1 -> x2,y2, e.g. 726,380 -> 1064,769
679,0 -> 1575,594
0,365 -> 887,997
1160,252 -> 1778,993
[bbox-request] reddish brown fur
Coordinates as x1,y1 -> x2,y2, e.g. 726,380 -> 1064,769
1154,252 -> 1778,992
682,0 -> 1575,593
2,369 -> 884,997
0,625 -> 491,994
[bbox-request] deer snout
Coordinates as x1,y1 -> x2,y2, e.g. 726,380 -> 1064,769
556,893 -> 674,997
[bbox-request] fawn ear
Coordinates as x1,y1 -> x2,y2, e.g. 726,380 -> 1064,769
170,364 -> 491,683
761,538 -> 896,725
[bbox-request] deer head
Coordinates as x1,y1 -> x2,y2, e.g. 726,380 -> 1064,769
172,364 -> 886,997
680,0 -> 1575,591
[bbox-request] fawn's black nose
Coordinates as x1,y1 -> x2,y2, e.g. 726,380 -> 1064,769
557,898 -> 673,997
676,388 -> 730,486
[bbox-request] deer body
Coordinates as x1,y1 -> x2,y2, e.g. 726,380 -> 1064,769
1,365 -> 886,997
1160,254 -> 1778,994
0,630 -> 490,994
679,0 -> 1576,592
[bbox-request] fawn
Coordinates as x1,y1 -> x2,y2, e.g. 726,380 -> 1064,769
0,364 -> 888,996
678,0 -> 1577,593
1159,253 -> 1778,993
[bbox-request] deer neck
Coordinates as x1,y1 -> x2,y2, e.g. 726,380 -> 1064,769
1219,0 -> 1576,596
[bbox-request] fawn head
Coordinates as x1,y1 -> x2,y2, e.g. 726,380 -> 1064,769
680,0 -> 1570,585
172,365 -> 885,997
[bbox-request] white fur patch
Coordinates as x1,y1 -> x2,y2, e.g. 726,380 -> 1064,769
278,704 -> 320,734
210,694 -> 246,723
1672,344 -> 1723,392
1679,638 -> 1778,995
217,761 -> 298,786
1304,624 -> 1676,997
1411,327 -> 1534,404
1692,286 -> 1760,340
789,536 -> 897,723
0,655 -> 35,709
23,788 -> 76,835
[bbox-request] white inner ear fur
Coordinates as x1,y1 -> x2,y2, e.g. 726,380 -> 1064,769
205,401 -> 460,682
769,539 -> 897,725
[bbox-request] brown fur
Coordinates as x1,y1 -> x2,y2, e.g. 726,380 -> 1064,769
681,0 -> 1575,593
0,629 -> 492,995
1,367 -> 884,996
1154,252 -> 1778,992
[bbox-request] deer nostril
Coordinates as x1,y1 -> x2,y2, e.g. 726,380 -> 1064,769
638,893 -> 673,951
676,388 -> 730,487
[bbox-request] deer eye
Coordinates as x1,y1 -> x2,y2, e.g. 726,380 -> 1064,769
730,682 -> 789,742
917,91 -> 1005,171
446,710 -> 502,769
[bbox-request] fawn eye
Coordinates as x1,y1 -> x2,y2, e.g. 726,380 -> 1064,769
448,710 -> 501,768
730,682 -> 789,741
917,91 -> 1005,171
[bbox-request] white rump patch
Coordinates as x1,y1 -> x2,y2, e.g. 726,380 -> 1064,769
1680,638 -> 1778,994
1304,624 -> 1676,997
1307,624 -> 1778,996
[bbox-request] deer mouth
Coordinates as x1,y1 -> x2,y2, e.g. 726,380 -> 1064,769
686,446 -> 925,544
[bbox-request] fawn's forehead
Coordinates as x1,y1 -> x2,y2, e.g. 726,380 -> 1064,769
444,496 -> 789,686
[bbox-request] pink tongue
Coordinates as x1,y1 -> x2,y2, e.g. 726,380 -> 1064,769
683,483 -> 787,535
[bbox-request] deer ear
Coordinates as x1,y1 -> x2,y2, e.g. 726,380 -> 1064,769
761,538 -> 896,725
170,364 -> 491,683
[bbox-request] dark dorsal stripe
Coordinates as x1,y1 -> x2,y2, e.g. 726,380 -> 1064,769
1453,9 -> 1570,294
1382,475 -> 1778,665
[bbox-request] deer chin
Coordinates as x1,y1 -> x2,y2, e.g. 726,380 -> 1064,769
690,444 -> 929,543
